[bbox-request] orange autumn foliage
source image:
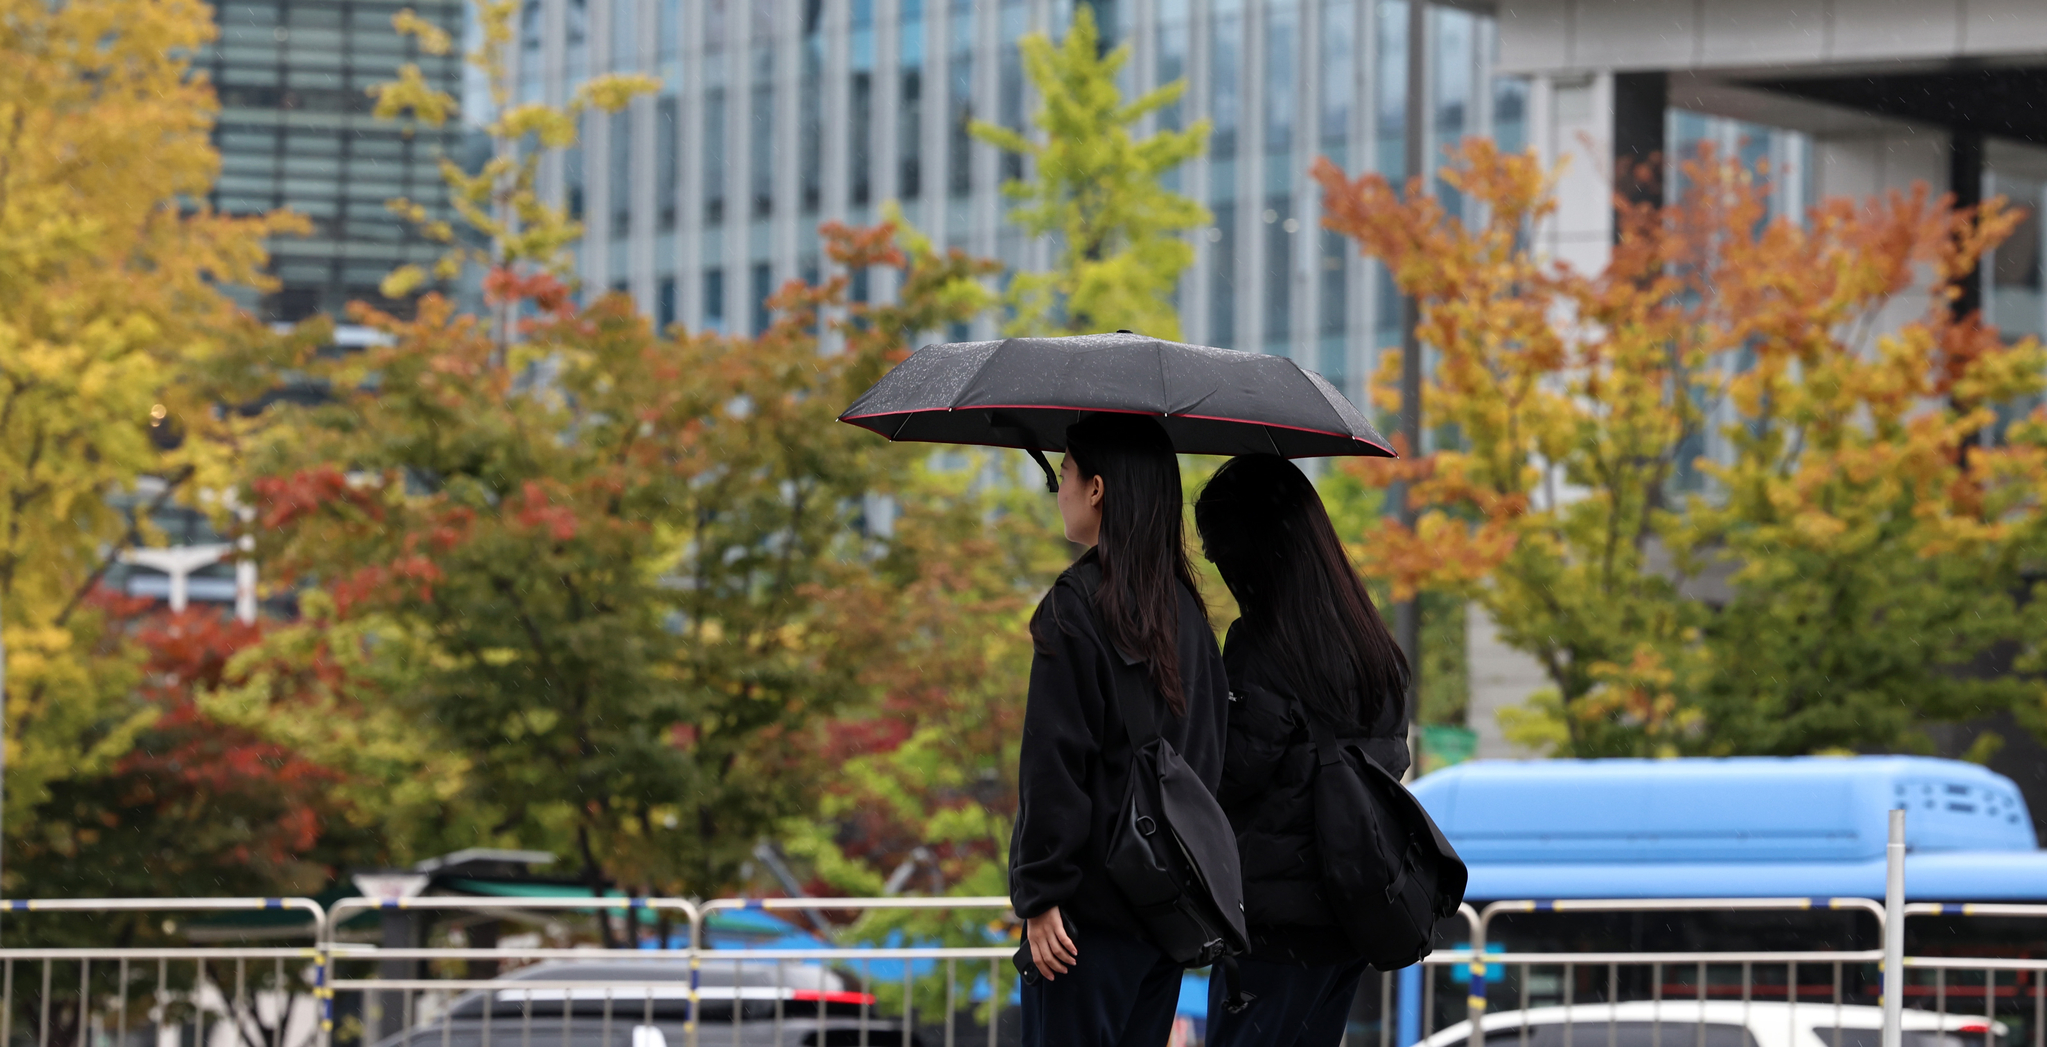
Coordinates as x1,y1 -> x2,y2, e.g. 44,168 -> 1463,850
1316,139 -> 2047,756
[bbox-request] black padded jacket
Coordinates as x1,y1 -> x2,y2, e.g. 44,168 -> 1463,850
1007,549 -> 1231,939
1216,620 -> 1411,965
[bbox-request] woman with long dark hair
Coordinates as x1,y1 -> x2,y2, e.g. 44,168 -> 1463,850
1010,413 -> 1231,1046
1194,453 -> 1412,1047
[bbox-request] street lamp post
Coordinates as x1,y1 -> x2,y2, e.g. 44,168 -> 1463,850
1396,0 -> 1429,766
0,587 -> 7,910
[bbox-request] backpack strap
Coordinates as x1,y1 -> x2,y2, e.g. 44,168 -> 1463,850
1060,559 -> 1163,747
1288,692 -> 1351,770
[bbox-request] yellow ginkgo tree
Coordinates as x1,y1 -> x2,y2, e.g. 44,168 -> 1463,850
970,6 -> 1210,339
0,0 -> 307,855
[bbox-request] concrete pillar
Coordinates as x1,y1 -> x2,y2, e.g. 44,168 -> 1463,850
1465,603 -> 1551,760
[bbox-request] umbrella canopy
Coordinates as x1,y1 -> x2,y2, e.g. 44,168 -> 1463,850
839,332 -> 1394,488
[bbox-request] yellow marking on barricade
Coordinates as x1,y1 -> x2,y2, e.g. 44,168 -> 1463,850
685,952 -> 700,1041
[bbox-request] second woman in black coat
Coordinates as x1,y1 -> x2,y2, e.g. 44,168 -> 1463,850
1194,454 -> 1412,1047
1009,413 -> 1231,1047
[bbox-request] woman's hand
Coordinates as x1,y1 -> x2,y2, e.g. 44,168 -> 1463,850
1026,905 -> 1078,979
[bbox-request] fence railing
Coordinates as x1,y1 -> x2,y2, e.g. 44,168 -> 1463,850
0,895 -> 2041,1047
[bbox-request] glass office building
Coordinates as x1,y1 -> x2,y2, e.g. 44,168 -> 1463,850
520,0 -> 1516,404
204,0 -> 467,322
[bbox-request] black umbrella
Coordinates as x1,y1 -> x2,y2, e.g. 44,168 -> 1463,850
838,331 -> 1394,491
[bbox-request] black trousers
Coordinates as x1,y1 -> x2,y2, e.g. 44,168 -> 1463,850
1019,922 -> 1183,1047
1205,954 -> 1373,1047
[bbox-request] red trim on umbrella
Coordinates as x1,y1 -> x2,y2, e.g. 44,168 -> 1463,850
1170,410 -> 1396,456
838,405 -> 1396,457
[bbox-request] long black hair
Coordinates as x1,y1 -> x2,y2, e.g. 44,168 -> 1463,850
1058,413 -> 1205,716
1194,454 -> 1408,731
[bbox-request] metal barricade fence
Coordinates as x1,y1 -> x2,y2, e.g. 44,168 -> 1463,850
1900,904 -> 2047,1047
0,895 -> 2042,1047
323,898 -> 700,1047
687,896 -> 1016,1047
0,898 -> 330,1047
322,895 -> 1018,1047
1445,899 -> 2047,1047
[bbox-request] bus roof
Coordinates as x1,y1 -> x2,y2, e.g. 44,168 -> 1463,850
1410,756 -> 2047,901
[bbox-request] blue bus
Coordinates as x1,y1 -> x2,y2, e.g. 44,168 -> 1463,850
1364,756 -> 2047,1044
1412,755 -> 2045,904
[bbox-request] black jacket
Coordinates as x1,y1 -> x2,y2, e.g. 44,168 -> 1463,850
1008,550 -> 1231,937
1216,622 -> 1410,965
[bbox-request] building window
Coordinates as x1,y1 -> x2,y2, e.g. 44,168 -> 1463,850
610,0 -> 636,71
948,0 -> 973,199
566,144 -> 585,220
704,87 -> 727,224
705,267 -> 726,331
657,95 -> 678,231
1320,0 -> 1353,151
610,110 -> 632,237
658,276 -> 677,329
1210,0 -> 1240,160
1155,0 -> 1186,131
1319,229 -> 1346,338
751,262 -> 773,334
1433,7 -> 1474,207
658,0 -> 680,67
801,254 -> 821,331
519,0 -> 543,102
998,0 -> 1026,184
1209,202 -> 1236,347
851,71 -> 874,205
567,0 -> 589,85
1376,0 -> 1408,178
801,0 -> 823,213
900,0 -> 924,200
851,0 -> 875,205
1494,75 -> 1529,156
750,35 -> 774,219
1264,0 -> 1296,158
705,0 -> 726,51
1264,196 -> 1292,351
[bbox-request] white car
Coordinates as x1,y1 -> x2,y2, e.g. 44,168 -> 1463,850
1418,1002 -> 2007,1047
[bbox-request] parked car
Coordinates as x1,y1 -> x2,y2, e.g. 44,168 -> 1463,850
1418,1002 -> 2006,1047
366,958 -> 921,1047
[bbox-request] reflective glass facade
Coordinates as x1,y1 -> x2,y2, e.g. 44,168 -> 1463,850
517,0 -> 1508,403
206,0 -> 467,321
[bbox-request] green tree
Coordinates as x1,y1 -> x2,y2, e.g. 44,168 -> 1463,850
245,220 -> 996,907
971,6 -> 1210,339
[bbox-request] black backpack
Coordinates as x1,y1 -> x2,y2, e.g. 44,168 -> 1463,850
1290,692 -> 1468,970
1072,564 -> 1250,970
